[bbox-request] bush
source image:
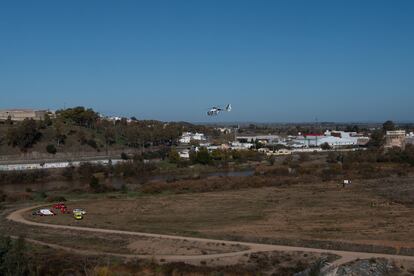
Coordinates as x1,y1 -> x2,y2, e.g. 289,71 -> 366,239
89,176 -> 101,192
62,166 -> 75,180
120,184 -> 128,194
120,152 -> 129,160
86,139 -> 98,149
6,119 -> 41,151
168,149 -> 180,163
0,190 -> 6,202
113,160 -> 156,178
46,144 -> 57,154
77,163 -> 106,179
268,156 -> 276,166
39,191 -> 48,198
282,155 -> 293,166
320,142 -> 332,150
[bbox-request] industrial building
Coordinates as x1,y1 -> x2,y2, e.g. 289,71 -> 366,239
385,130 -> 407,148
0,109 -> 50,121
291,131 -> 369,148
235,135 -> 280,144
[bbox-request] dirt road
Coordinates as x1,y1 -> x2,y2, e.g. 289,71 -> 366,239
7,205 -> 414,267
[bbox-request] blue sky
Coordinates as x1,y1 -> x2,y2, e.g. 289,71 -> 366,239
0,0 -> 413,122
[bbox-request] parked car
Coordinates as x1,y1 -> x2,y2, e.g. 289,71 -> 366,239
53,203 -> 66,209
59,206 -> 72,214
73,211 -> 83,220
32,209 -> 56,216
72,208 -> 86,215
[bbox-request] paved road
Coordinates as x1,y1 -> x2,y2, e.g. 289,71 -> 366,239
7,205 -> 414,267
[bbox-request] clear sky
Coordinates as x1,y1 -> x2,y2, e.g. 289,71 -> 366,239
0,0 -> 413,122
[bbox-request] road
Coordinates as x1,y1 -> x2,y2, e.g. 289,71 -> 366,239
7,205 -> 414,267
0,159 -> 124,171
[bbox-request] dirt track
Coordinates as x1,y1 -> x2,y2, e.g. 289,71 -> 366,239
7,205 -> 414,268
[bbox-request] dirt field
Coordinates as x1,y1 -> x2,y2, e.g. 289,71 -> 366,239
25,176 -> 414,253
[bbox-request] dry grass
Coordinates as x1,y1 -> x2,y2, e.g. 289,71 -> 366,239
26,176 -> 414,252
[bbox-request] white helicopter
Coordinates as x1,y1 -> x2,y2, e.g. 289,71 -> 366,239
207,104 -> 232,116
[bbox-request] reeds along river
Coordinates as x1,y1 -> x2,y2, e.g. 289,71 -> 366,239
0,170 -> 256,193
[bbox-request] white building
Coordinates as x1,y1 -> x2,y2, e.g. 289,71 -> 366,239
179,132 -> 206,144
292,131 -> 369,148
216,127 -> 232,134
230,142 -> 254,150
178,149 -> 190,159
236,135 -> 280,144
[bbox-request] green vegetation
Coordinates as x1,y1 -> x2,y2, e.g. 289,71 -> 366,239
45,144 -> 57,154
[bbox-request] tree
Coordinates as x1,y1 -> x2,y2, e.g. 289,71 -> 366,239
320,142 -> 332,150
53,120 -> 66,145
7,119 -> 41,151
43,113 -> 52,126
56,106 -> 99,128
383,120 -> 395,132
120,152 -> 129,160
368,129 -> 384,148
168,149 -> 180,163
89,176 -> 101,193
46,144 -> 57,154
104,127 -> 116,146
194,147 -> 212,165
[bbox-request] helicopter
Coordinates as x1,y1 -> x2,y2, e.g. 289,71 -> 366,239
207,104 -> 232,116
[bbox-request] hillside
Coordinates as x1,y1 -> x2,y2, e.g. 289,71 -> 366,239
0,107 -> 211,159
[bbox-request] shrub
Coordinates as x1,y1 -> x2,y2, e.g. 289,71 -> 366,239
46,144 -> 57,154
89,176 -> 101,192
320,142 -> 332,150
120,152 -> 129,160
6,119 -> 41,151
62,166 -> 75,180
86,139 -> 98,149
0,190 -> 6,202
120,184 -> 128,194
268,156 -> 276,166
168,149 -> 180,163
77,163 -> 106,179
